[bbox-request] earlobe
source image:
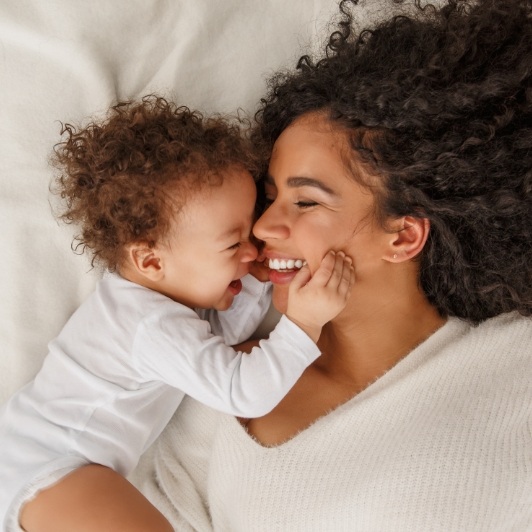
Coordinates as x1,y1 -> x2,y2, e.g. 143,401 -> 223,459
386,216 -> 430,262
127,243 -> 164,280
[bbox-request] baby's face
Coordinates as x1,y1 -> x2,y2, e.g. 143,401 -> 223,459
157,168 -> 258,310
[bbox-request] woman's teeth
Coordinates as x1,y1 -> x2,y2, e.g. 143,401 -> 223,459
268,258 -> 306,271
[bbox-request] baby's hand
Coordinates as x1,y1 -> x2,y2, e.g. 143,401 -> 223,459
286,251 -> 354,343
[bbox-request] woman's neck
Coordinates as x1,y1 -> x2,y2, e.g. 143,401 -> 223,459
315,289 -> 446,394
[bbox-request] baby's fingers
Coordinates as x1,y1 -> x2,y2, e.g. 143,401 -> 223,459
338,259 -> 355,299
324,251 -> 351,290
307,250 -> 336,287
290,263 -> 312,291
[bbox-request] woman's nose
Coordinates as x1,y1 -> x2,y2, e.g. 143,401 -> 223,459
253,203 -> 289,241
240,241 -> 258,263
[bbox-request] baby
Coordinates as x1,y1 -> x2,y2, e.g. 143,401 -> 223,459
0,96 -> 353,530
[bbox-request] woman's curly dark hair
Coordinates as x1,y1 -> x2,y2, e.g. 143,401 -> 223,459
52,95 -> 257,271
253,0 -> 532,324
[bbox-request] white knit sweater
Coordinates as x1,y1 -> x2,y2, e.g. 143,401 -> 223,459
135,313 -> 532,531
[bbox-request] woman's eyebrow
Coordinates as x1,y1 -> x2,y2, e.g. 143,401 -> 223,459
265,174 -> 337,196
287,176 -> 338,196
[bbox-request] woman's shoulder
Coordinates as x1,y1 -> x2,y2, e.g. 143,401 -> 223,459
402,312 -> 531,398
476,311 -> 531,332
458,312 -> 531,359
419,311 -> 531,360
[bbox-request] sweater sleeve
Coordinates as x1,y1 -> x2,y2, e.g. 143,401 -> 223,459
132,306 -> 320,418
197,275 -> 272,345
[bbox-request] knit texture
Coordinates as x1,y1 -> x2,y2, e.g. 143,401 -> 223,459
137,313 -> 532,531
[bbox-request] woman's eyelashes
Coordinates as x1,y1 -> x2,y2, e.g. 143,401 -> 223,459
227,242 -> 241,251
294,200 -> 318,208
263,196 -> 319,210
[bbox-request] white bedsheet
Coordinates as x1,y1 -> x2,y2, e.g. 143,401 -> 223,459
0,0 -> 345,406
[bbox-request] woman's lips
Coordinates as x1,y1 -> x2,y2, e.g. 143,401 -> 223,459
228,279 -> 243,295
268,269 -> 300,284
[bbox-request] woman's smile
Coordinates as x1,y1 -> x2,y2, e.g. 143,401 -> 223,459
262,250 -> 307,284
267,258 -> 306,271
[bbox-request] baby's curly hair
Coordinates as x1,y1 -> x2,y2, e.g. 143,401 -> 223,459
52,95 -> 257,271
253,0 -> 531,324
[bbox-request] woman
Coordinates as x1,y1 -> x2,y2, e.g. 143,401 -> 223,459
138,0 -> 531,530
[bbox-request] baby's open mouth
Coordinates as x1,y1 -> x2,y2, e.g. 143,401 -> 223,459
268,258 -> 306,271
228,279 -> 243,295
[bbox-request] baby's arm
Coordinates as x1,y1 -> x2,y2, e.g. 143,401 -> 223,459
135,251 -> 354,418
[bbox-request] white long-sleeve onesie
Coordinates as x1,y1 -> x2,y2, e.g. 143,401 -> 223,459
0,273 -> 320,531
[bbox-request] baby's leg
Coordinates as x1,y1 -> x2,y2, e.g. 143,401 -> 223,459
20,464 -> 172,532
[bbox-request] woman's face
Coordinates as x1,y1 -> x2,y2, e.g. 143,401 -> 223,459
253,113 -> 393,313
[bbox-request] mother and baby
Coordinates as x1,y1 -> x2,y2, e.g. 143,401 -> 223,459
1,0 -> 531,530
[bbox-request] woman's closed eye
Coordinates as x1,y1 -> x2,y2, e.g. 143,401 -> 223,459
295,200 -> 318,208
227,242 -> 241,251
262,198 -> 318,211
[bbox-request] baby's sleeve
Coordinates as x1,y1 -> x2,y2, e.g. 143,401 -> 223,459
133,307 -> 320,418
197,275 -> 272,345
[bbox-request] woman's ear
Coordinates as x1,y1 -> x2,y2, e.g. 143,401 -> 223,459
384,216 -> 430,263
126,242 -> 164,281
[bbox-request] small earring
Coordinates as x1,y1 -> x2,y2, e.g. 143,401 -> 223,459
393,254 -> 398,259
